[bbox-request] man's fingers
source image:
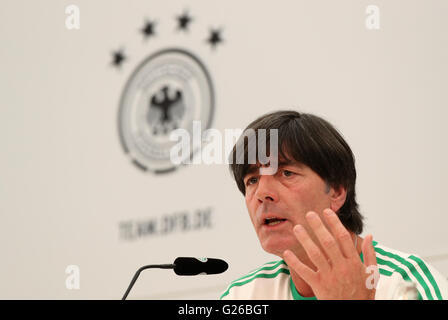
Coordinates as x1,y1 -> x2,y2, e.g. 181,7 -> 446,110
293,224 -> 331,273
283,250 -> 317,286
322,208 -> 358,259
362,234 -> 377,268
305,211 -> 344,264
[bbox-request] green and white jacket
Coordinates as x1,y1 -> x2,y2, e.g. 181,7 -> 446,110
220,241 -> 448,300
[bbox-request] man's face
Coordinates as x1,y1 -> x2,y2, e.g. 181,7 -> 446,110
243,158 -> 337,258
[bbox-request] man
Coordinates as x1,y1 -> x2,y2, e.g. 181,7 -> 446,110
220,110 -> 447,300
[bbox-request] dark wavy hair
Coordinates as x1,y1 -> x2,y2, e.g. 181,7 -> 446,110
229,110 -> 364,235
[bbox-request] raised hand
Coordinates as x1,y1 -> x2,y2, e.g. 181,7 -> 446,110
283,208 -> 378,300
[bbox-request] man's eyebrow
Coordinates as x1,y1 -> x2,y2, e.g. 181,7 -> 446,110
244,160 -> 303,178
278,160 -> 294,167
279,160 -> 303,168
245,165 -> 258,177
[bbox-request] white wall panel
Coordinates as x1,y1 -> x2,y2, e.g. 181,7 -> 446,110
0,0 -> 447,299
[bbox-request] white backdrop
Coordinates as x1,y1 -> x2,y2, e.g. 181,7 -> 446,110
0,0 -> 447,299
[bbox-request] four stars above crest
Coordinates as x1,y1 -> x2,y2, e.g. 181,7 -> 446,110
112,10 -> 224,68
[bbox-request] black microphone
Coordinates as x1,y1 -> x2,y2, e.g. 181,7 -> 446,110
122,257 -> 228,300
174,257 -> 228,275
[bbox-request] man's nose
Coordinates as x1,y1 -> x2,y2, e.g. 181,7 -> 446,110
255,174 -> 278,203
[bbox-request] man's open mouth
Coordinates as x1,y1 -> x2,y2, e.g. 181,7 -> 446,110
264,217 -> 287,226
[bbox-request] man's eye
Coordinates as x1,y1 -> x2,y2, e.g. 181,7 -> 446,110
246,177 -> 258,186
283,170 -> 294,177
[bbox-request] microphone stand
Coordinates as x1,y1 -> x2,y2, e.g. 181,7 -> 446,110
122,264 -> 175,300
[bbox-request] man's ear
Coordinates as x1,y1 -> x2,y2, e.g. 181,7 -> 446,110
328,184 -> 347,213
